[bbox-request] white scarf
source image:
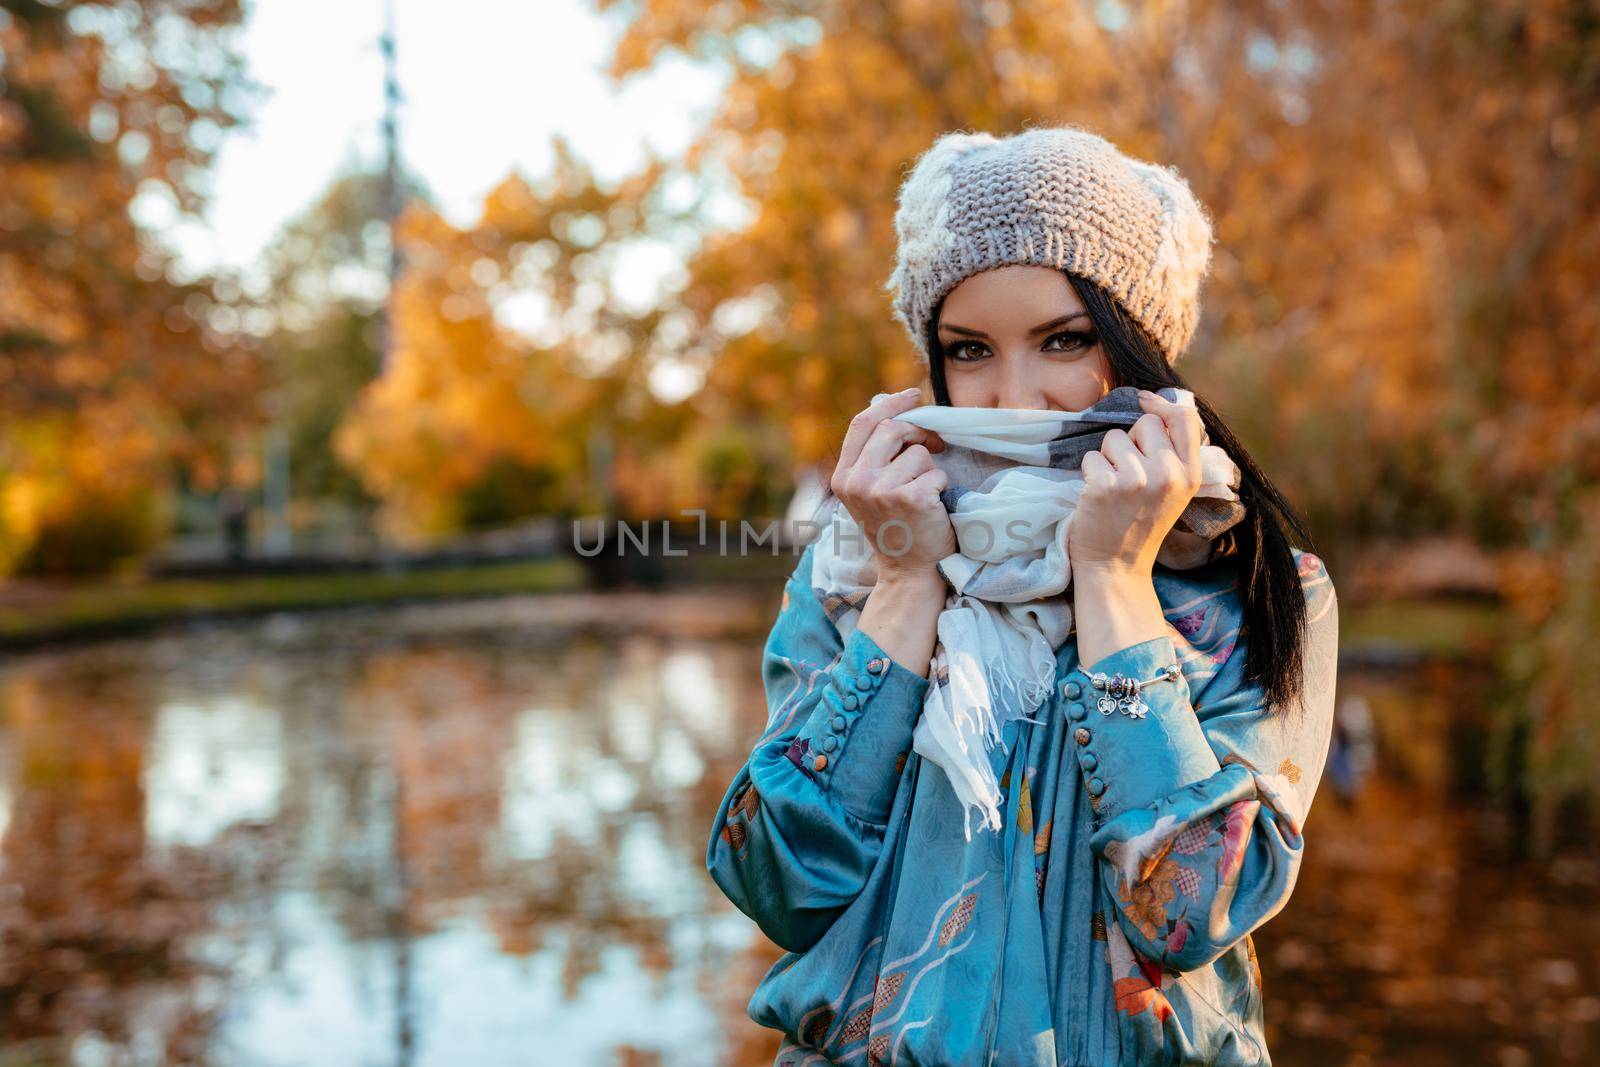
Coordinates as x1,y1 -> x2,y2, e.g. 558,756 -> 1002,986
810,386 -> 1246,839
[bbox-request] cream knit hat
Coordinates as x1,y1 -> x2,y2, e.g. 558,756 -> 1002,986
884,125 -> 1216,365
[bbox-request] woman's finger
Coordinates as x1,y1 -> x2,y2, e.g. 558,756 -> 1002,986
899,466 -> 949,505
1138,391 -> 1203,475
1129,412 -> 1178,464
1080,449 -> 1117,491
1098,429 -> 1147,484
879,441 -> 936,486
857,419 -> 942,473
837,388 -> 923,472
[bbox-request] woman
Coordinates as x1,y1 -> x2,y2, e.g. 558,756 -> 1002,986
707,126 -> 1339,1066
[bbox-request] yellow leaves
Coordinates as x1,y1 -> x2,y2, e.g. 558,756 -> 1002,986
0,2 -> 255,574
1017,769 -> 1033,837
796,352 -> 831,394
818,208 -> 862,251
0,410 -> 168,574
479,174 -> 548,235
791,417 -> 834,466
788,299 -> 818,332
337,173 -> 682,536
335,239 -> 557,537
1118,856 -> 1181,942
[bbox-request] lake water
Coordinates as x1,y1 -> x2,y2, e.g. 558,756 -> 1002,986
0,589 -> 1593,1066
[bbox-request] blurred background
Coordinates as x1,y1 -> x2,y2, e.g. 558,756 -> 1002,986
0,0 -> 1597,1064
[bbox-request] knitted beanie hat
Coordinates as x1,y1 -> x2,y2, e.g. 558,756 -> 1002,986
884,124 -> 1216,365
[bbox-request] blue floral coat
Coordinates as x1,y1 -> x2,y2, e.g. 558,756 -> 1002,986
708,541 -> 1339,1066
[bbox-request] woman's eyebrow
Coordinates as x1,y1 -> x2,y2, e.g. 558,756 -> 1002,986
939,312 -> 1089,339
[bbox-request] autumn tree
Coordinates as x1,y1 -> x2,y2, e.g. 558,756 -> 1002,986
254,165 -> 435,510
334,140 -> 697,539
0,0 -> 260,574
598,0 -> 1596,537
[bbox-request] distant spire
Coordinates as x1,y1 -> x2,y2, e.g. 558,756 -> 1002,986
378,0 -> 403,374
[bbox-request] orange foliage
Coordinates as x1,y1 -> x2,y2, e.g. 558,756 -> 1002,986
334,146 -> 680,537
599,0 -> 1600,549
0,0 -> 258,574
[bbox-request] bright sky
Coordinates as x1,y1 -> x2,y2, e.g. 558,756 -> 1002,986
167,0 -> 727,286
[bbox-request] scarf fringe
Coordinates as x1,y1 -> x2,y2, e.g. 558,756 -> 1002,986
918,600 -> 1061,839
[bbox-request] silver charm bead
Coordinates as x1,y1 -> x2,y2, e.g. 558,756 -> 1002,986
1082,662 -> 1179,719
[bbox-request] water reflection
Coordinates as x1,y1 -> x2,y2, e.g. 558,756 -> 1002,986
146,698 -> 285,849
1256,662 -> 1600,1065
0,593 -> 1593,1066
0,594 -> 773,1067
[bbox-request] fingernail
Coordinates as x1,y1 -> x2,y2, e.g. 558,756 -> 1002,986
900,386 -> 920,395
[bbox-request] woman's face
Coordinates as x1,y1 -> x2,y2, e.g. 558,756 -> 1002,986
935,265 -> 1114,411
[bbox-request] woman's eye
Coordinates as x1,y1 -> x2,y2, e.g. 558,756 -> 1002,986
1044,330 -> 1095,352
944,333 -> 1093,362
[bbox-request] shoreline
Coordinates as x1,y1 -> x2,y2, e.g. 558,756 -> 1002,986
0,576 -> 1503,672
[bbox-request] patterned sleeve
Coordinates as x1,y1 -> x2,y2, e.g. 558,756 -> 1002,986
706,542 -> 930,953
1070,551 -> 1340,972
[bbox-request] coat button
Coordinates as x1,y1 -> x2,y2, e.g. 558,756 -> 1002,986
1066,702 -> 1086,721
813,754 -> 829,771
831,715 -> 847,732
1087,777 -> 1105,796
1080,752 -> 1098,772
843,693 -> 858,710
855,675 -> 873,691
1064,681 -> 1082,699
867,657 -> 886,674
822,735 -> 839,752
1074,727 -> 1092,746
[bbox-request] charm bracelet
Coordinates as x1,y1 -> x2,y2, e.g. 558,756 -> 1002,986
1087,662 -> 1182,719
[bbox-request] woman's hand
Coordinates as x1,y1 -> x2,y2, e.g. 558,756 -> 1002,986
1069,389 -> 1205,580
830,387 -> 955,580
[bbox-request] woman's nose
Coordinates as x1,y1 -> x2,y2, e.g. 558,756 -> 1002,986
997,358 -> 1048,410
